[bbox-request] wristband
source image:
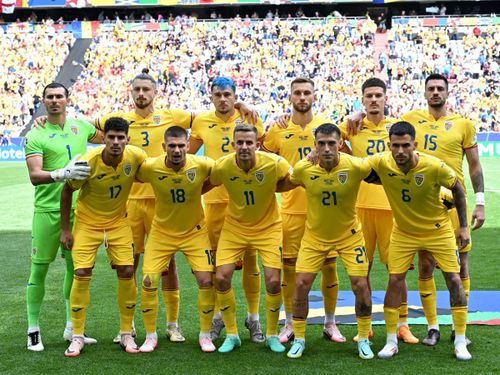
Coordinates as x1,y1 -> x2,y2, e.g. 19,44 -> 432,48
475,192 -> 485,206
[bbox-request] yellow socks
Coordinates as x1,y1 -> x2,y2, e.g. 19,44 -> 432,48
216,288 -> 238,335
198,286 -> 215,333
141,285 -> 159,334
357,316 -> 372,340
70,275 -> 91,336
282,263 -> 296,317
162,288 -> 180,325
321,262 -> 339,319
292,318 -> 306,340
384,307 -> 400,334
418,277 -> 437,326
242,252 -> 261,316
118,277 -> 137,333
461,277 -> 470,303
399,302 -> 409,324
451,306 -> 468,336
265,291 -> 282,336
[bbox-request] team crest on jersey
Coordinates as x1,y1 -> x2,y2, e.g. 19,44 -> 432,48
152,115 -> 161,125
186,168 -> 196,183
337,172 -> 348,185
444,121 -> 454,131
414,173 -> 424,186
70,125 -> 79,135
123,164 -> 132,176
255,171 -> 265,183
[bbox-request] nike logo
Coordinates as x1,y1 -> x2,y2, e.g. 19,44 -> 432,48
209,124 -> 217,128
229,176 -> 239,181
220,306 -> 230,312
202,309 -> 214,314
360,346 -> 370,357
420,293 -> 432,298
158,176 -> 168,180
142,309 -> 153,313
285,134 -> 294,139
388,173 -> 397,177
126,304 -> 136,309
310,176 -> 320,180
72,307 -> 84,312
270,308 -> 280,312
97,174 -> 106,179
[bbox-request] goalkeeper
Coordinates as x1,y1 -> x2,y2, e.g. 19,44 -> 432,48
24,83 -> 102,352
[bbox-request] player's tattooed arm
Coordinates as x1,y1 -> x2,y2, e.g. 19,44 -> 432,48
450,180 -> 470,249
465,147 -> 485,230
60,183 -> 77,250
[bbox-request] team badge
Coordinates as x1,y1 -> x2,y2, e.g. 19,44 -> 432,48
70,125 -> 79,135
152,115 -> 161,125
444,121 -> 453,131
414,173 -> 424,186
123,163 -> 132,176
337,172 -> 348,184
255,171 -> 265,183
186,168 -> 196,183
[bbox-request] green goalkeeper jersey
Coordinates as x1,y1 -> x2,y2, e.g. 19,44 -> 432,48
25,119 -> 97,213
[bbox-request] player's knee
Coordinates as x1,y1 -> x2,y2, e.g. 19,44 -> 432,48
74,268 -> 92,277
143,273 -> 160,289
195,273 -> 212,288
295,276 -> 312,293
215,273 -> 231,292
418,251 -> 435,276
350,276 -> 369,295
117,265 -> 134,279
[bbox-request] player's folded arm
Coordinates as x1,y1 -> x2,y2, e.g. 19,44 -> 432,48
276,175 -> 300,193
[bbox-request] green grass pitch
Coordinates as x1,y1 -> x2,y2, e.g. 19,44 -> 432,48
0,159 -> 499,374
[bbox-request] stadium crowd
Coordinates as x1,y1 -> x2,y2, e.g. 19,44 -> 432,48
0,16 -> 498,136
0,26 -> 74,137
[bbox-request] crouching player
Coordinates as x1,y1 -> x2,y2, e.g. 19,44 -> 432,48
60,118 -> 146,356
278,123 -> 374,359
137,126 -> 217,353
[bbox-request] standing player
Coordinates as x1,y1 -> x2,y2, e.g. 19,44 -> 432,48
400,74 -> 484,345
338,78 -> 418,344
137,126 -> 216,353
262,78 -> 344,344
209,125 -> 292,353
60,118 -> 146,357
370,121 -> 471,361
189,77 -> 265,343
24,82 -> 99,351
278,123 -> 374,360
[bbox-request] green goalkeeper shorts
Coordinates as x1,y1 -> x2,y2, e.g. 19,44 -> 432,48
31,211 -> 74,264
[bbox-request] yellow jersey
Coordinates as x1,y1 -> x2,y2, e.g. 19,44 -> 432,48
401,109 -> 476,192
262,115 -> 329,214
190,109 -> 264,204
338,117 -> 396,210
290,154 -> 372,243
96,108 -> 192,199
136,154 -> 214,237
210,151 -> 291,234
368,151 -> 458,234
69,145 -> 147,228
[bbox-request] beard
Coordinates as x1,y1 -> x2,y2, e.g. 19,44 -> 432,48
292,102 -> 312,113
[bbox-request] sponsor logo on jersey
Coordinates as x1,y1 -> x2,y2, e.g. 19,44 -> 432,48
186,168 -> 196,183
49,133 -> 57,138
221,126 -> 231,132
310,175 -> 320,180
255,171 -> 265,183
414,173 -> 424,186
299,135 -> 309,141
208,124 -> 217,129
285,134 -> 294,139
229,176 -> 239,181
337,171 -> 348,184
123,164 -> 132,176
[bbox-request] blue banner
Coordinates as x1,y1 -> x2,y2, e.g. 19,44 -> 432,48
0,146 -> 25,161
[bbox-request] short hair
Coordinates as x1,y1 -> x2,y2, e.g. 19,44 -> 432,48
211,77 -> 236,93
43,82 -> 69,98
389,121 -> 415,140
132,68 -> 157,87
233,124 -> 258,139
164,126 -> 188,140
290,77 -> 315,90
314,123 -> 341,139
361,77 -> 386,94
104,117 -> 129,134
425,73 -> 448,90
